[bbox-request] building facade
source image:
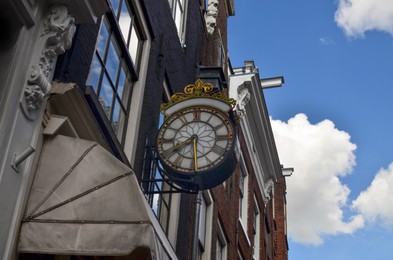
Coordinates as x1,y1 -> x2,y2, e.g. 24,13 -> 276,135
0,0 -> 288,259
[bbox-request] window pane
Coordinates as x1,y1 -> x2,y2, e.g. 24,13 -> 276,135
106,36 -> 121,83
160,201 -> 169,231
97,18 -> 110,58
198,196 -> 207,247
112,97 -> 126,140
117,64 -> 126,98
216,239 -> 223,260
175,3 -> 183,33
129,24 -> 140,65
119,3 -> 131,43
99,73 -> 114,119
87,54 -> 103,92
110,0 -> 121,17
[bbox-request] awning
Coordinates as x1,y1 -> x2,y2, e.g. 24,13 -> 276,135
18,135 -> 177,259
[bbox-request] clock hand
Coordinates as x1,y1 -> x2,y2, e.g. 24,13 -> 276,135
166,137 -> 193,153
193,135 -> 198,171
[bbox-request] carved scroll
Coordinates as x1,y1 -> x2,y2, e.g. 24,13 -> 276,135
22,5 -> 76,120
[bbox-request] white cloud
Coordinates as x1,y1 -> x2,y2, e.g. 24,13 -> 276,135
271,114 -> 364,245
319,37 -> 335,45
352,163 -> 393,227
335,0 -> 393,38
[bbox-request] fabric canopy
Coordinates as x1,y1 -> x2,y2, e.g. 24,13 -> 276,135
18,135 -> 176,259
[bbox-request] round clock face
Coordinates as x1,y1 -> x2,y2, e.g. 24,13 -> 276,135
157,106 -> 235,174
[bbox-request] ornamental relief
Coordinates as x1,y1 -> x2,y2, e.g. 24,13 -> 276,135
206,0 -> 219,34
22,5 -> 76,120
236,84 -> 251,117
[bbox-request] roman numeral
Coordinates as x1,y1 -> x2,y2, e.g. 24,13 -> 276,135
214,123 -> 225,131
216,135 -> 229,141
206,113 -> 214,123
205,156 -> 213,165
193,111 -> 201,121
179,115 -> 188,125
162,138 -> 174,143
211,145 -> 225,155
164,124 -> 177,131
163,148 -> 176,158
173,155 -> 184,167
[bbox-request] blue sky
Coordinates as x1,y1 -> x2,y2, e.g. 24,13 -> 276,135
229,0 -> 393,259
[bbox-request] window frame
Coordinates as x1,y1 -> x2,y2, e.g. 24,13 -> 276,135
167,0 -> 188,47
141,82 -> 180,247
216,219 -> 228,260
239,157 -> 249,229
198,190 -> 214,260
86,1 -> 146,146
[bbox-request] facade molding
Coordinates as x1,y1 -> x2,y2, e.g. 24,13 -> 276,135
236,83 -> 251,116
229,61 -> 282,206
206,0 -> 219,34
22,5 -> 76,119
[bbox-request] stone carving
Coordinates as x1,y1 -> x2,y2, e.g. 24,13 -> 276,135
206,0 -> 219,34
40,5 -> 76,78
263,179 -> 274,205
25,85 -> 44,112
24,65 -> 51,111
22,5 -> 76,119
236,84 -> 250,116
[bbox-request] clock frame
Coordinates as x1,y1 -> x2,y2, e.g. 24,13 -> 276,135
157,105 -> 237,190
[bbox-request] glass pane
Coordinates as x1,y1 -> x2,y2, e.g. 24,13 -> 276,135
175,3 -> 182,33
198,196 -> 207,246
106,36 -> 121,83
87,54 -> 103,92
97,18 -> 110,58
119,3 -> 131,44
110,0 -> 121,17
178,0 -> 184,9
117,63 -> 126,97
160,201 -> 169,232
216,239 -> 222,260
128,24 -> 140,65
152,193 -> 160,215
112,97 -> 126,140
99,73 -> 114,119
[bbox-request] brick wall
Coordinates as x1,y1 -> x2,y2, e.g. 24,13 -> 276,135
273,176 -> 289,260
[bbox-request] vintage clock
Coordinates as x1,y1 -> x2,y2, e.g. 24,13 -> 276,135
156,80 -> 237,190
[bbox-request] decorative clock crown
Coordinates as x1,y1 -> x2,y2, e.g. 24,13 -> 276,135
160,79 -> 236,112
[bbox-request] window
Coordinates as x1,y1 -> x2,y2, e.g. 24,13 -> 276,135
87,1 -> 144,145
167,0 -> 188,46
110,0 -> 143,69
216,220 -> 228,260
142,111 -> 170,223
141,128 -> 179,244
198,191 -> 213,260
87,17 -> 133,145
239,160 -> 249,228
141,84 -> 180,247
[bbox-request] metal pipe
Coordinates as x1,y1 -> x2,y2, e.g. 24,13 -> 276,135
191,191 -> 202,260
11,146 -> 35,172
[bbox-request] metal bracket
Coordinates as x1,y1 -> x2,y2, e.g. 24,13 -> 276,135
11,146 -> 35,172
141,160 -> 199,194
